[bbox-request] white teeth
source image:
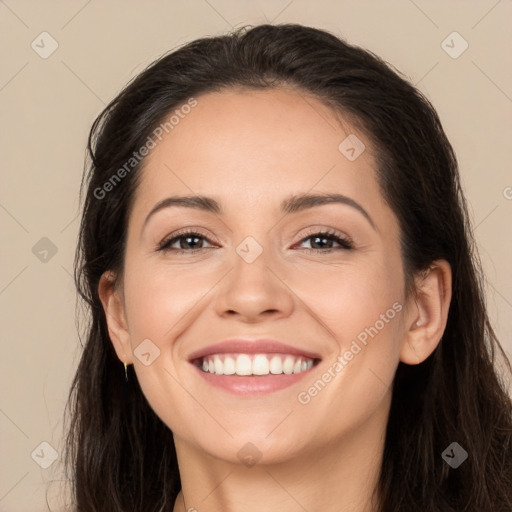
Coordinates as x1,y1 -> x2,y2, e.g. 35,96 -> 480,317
235,354 -> 252,376
198,353 -> 315,376
282,356 -> 294,375
269,355 -> 282,374
252,354 -> 270,375
214,355 -> 223,375
223,356 -> 236,375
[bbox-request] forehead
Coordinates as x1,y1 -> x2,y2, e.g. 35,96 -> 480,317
130,87 -> 384,221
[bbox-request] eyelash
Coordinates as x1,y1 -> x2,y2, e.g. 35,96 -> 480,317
156,229 -> 354,254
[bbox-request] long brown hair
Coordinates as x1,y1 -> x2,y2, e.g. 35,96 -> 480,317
64,23 -> 512,511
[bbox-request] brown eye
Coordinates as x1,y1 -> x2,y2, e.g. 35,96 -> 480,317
157,231 -> 215,253
298,230 -> 353,252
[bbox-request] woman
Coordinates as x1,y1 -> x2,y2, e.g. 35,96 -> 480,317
64,23 -> 512,511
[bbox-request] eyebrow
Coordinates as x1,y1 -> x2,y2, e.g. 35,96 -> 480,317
142,192 -> 376,231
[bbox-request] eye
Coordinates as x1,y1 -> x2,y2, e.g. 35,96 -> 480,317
156,229 -> 354,254
296,230 -> 354,253
157,230 -> 216,253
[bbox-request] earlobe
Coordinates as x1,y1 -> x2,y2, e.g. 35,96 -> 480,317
400,260 -> 452,365
97,271 -> 133,365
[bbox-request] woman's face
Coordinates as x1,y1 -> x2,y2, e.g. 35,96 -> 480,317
109,87 -> 411,464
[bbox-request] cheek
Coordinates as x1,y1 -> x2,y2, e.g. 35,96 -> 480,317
292,257 -> 405,423
291,252 -> 404,337
123,259 -> 215,343
120,260 -> 219,435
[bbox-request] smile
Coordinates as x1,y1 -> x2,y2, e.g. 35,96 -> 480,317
188,338 -> 322,395
197,353 -> 317,376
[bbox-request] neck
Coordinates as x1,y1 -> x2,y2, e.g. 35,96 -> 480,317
172,393 -> 389,512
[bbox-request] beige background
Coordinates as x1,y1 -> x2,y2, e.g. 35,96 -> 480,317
1,1 -> 511,510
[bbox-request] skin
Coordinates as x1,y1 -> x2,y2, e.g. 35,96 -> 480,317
99,87 -> 452,512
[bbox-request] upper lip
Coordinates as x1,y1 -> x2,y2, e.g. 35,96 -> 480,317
188,339 -> 322,362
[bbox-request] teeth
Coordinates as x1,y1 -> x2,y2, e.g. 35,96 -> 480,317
214,355 -> 223,375
223,356 -> 236,375
235,354 -> 252,376
283,356 -> 294,375
198,353 -> 315,376
269,355 -> 282,374
252,354 -> 270,375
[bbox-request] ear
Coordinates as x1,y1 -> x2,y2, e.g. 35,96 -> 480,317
97,270 -> 132,364
400,259 -> 452,365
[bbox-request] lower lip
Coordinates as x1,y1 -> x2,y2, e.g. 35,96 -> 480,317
192,363 -> 318,395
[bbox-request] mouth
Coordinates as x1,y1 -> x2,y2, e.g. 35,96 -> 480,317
188,339 -> 322,395
192,353 -> 320,376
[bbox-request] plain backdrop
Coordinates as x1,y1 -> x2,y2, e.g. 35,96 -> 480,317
1,1 -> 511,510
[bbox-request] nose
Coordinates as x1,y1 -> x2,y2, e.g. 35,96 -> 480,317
214,244 -> 295,323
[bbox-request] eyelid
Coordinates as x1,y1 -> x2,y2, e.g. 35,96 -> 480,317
157,226 -> 354,253
293,227 -> 354,251
156,227 -> 219,252
293,225 -> 353,242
